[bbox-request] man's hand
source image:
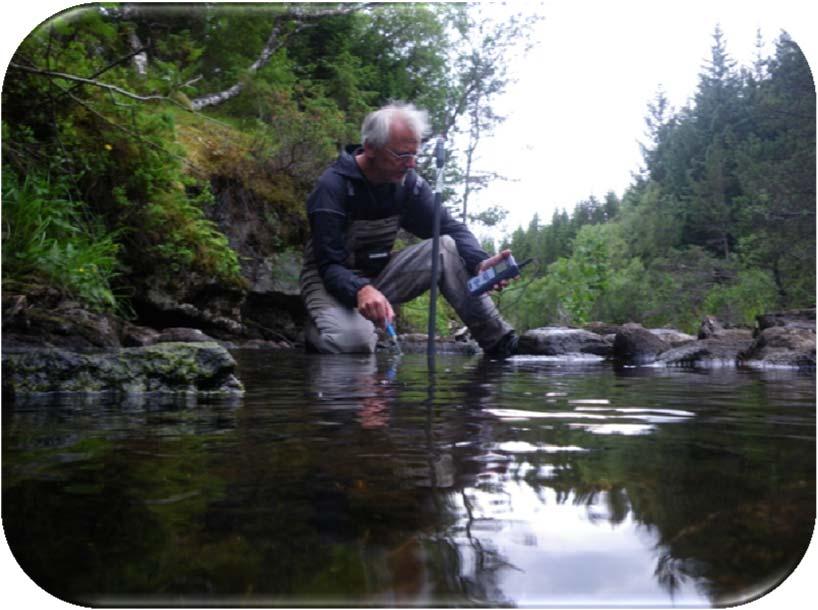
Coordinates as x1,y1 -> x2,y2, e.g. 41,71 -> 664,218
476,249 -> 517,293
356,284 -> 395,329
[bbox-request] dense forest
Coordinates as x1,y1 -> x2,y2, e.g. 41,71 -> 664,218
498,27 -> 815,333
1,4 -> 814,337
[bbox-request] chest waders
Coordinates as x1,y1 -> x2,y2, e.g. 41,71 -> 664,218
301,176 -> 417,289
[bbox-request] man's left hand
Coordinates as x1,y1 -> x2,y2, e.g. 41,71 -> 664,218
476,249 -> 518,293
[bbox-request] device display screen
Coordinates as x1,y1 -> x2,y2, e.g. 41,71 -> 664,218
494,260 -> 508,273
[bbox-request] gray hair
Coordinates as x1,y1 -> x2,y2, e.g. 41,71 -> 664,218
360,102 -> 431,148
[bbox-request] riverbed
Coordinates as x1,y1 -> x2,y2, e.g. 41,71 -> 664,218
2,350 -> 815,606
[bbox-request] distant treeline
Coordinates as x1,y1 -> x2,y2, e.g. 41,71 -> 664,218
497,28 -> 815,332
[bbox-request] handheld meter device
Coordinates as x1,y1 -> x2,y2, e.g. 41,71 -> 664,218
467,255 -> 533,296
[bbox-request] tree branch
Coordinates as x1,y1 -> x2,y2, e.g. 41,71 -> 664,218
189,3 -> 375,111
14,4 -> 375,114
55,45 -> 150,103
8,62 -> 183,107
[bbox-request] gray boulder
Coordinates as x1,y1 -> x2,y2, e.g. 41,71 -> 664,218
583,321 -> 624,336
135,274 -> 246,339
657,331 -> 755,368
740,326 -> 816,369
2,292 -> 123,350
122,323 -> 161,347
392,334 -> 480,354
122,325 -> 216,346
613,323 -> 671,364
585,322 -> 694,346
518,327 -> 613,356
2,341 -> 244,397
698,316 -> 752,341
648,328 -> 696,347
208,179 -> 307,343
756,309 -> 815,332
157,327 -> 215,343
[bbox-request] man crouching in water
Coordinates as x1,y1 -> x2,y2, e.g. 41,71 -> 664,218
299,101 -> 519,359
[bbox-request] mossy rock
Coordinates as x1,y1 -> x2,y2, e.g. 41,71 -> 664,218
2,342 -> 244,397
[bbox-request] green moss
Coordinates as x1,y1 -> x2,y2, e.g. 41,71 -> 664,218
2,343 -> 243,396
174,111 -> 308,219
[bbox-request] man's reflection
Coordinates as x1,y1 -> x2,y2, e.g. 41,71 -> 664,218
304,353 -> 399,429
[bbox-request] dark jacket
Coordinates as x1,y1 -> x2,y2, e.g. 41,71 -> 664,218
303,145 -> 489,307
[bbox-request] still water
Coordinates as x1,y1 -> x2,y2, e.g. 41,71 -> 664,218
3,350 -> 815,607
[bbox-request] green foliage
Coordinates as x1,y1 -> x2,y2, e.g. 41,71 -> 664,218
137,180 -> 242,282
1,169 -> 120,310
498,275 -> 555,330
500,224 -> 639,328
469,204 -> 508,230
241,84 -> 351,184
618,181 -> 683,258
398,293 -> 458,336
501,230 -> 779,334
702,268 -> 779,327
3,9 -> 249,307
594,258 -> 649,324
639,247 -> 736,333
69,105 -> 243,287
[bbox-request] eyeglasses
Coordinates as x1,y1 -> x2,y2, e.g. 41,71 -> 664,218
384,147 -> 418,163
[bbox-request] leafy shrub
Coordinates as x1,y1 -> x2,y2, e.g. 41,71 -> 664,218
398,292 -> 458,336
496,275 -> 559,330
639,247 -> 737,333
592,258 -> 649,324
73,106 -> 244,288
2,169 -> 120,310
702,268 -> 780,327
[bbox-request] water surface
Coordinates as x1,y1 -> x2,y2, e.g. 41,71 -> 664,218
3,350 -> 815,606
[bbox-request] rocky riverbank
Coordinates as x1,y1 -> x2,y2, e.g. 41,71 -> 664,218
2,283 -> 814,398
521,309 -> 815,369
396,308 -> 815,370
2,288 -> 250,398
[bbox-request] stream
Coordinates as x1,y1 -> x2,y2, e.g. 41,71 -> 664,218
2,350 -> 815,606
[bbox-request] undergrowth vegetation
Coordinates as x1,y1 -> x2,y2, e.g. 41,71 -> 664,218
2,170 -> 120,309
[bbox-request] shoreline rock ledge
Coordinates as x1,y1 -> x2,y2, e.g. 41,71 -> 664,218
2,341 -> 244,398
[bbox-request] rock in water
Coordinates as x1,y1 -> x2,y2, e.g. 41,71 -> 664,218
613,323 -> 671,364
740,326 -> 816,369
2,342 -> 244,397
756,309 -> 815,332
656,332 -> 755,368
517,327 -> 613,357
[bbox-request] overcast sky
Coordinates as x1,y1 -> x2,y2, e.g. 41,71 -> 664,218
469,0 -> 816,242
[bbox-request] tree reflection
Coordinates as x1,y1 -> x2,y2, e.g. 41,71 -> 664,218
446,357 -> 814,605
2,352 -> 813,606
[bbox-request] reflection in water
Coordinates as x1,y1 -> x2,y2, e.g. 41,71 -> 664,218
2,351 -> 814,606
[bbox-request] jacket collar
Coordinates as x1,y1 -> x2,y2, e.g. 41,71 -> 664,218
331,145 -> 366,180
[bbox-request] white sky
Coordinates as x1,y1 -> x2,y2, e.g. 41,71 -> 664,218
469,0 -> 817,241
